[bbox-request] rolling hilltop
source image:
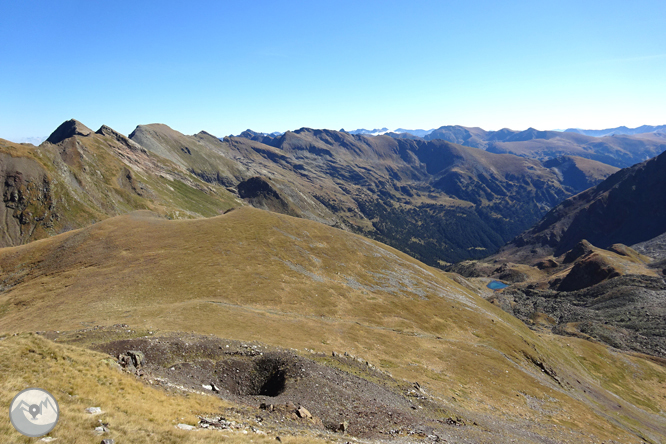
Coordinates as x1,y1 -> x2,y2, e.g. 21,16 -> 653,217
1,207 -> 665,442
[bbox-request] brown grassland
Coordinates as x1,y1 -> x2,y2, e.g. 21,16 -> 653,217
0,207 -> 665,442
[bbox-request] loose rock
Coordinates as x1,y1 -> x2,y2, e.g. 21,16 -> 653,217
296,406 -> 312,419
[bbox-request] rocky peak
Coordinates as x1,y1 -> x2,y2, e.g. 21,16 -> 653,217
97,125 -> 146,153
46,119 -> 93,145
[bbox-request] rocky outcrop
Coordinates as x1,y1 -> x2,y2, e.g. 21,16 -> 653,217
237,177 -> 301,218
555,253 -> 621,291
0,153 -> 56,247
46,119 -> 93,145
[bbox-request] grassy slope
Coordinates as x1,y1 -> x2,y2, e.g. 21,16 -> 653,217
0,131 -> 240,246
0,207 -> 664,442
0,333 -> 323,444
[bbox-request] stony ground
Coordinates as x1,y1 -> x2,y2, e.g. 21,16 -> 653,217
45,325 -> 612,444
493,275 -> 666,358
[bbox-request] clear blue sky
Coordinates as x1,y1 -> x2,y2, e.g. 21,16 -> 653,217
2,0 -> 665,141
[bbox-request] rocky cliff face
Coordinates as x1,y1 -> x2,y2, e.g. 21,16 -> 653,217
0,153 -> 55,246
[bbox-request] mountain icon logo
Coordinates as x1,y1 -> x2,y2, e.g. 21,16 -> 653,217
9,388 -> 59,437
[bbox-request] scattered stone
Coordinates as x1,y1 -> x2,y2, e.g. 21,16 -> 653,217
85,407 -> 102,415
339,421 -> 349,432
296,406 -> 312,419
94,425 -> 108,435
100,440 -> 115,444
251,426 -> 266,435
198,416 -> 233,430
176,423 -> 196,431
39,438 -> 57,442
445,416 -> 466,426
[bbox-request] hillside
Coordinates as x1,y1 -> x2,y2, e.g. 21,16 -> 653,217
1,207 -> 665,442
501,149 -> 666,261
449,150 -> 666,360
129,124 -> 617,264
0,120 -> 239,247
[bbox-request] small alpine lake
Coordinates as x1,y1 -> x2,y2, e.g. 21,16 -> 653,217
487,280 -> 509,290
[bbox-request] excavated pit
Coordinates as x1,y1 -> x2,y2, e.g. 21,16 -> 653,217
89,332 -> 451,440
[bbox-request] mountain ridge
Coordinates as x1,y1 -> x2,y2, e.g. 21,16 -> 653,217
0,119 -> 621,265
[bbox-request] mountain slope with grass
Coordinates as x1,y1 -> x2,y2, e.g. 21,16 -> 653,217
129,125 -> 618,264
450,150 -> 666,361
501,148 -> 666,261
1,207 -> 665,443
0,120 -> 239,248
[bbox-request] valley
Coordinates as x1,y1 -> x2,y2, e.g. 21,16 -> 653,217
1,120 -> 665,443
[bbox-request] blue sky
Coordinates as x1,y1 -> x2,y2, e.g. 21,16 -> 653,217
1,0 -> 665,140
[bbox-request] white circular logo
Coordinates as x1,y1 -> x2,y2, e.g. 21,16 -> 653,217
9,388 -> 59,437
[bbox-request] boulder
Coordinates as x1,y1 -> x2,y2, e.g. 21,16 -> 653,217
296,406 -> 312,419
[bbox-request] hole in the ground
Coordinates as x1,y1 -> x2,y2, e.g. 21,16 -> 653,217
218,355 -> 290,397
259,369 -> 286,396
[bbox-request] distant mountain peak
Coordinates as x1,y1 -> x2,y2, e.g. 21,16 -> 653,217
563,124 -> 666,137
46,119 -> 93,144
347,128 -> 390,136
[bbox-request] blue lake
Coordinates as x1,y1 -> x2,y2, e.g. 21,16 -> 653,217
487,280 -> 509,290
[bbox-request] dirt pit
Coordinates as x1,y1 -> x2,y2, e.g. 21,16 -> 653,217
93,332 -> 449,440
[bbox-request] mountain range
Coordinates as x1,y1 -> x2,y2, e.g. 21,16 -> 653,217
564,124 -> 666,137
1,120 -> 624,265
2,118 -> 666,442
265,124 -> 666,169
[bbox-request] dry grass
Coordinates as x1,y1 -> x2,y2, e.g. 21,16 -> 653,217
0,333 -> 331,443
0,207 -> 665,442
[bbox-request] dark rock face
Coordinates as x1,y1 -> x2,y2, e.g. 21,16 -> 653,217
505,150 -> 666,260
237,177 -> 300,218
237,176 -> 280,200
0,154 -> 56,247
46,119 -> 93,145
